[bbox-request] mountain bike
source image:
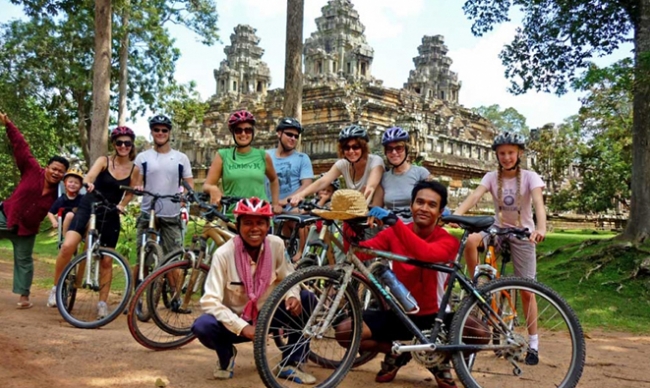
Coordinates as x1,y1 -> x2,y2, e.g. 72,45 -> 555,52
120,186 -> 183,322
55,187 -> 132,329
253,215 -> 586,388
126,184 -> 239,350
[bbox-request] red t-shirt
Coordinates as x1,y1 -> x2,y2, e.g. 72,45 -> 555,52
359,220 -> 459,316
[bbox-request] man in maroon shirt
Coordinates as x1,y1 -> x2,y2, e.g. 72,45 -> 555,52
0,112 -> 69,309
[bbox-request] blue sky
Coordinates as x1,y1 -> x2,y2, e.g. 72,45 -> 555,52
1,0 -> 633,137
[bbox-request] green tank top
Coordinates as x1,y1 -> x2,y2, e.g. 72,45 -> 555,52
219,147 -> 268,219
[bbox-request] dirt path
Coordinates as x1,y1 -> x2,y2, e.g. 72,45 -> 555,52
1,256 -> 649,388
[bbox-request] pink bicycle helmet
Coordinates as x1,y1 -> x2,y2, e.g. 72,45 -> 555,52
111,126 -> 135,140
228,110 -> 256,130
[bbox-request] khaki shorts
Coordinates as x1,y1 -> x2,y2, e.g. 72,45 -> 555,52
480,232 -> 536,279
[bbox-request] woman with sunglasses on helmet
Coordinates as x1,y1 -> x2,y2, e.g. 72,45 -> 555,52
371,127 -> 430,222
290,124 -> 384,206
203,110 -> 282,217
50,126 -> 138,316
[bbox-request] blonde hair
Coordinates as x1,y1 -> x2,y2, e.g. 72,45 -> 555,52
337,138 -> 370,159
496,164 -> 522,226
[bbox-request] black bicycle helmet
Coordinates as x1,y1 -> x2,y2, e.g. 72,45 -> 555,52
492,131 -> 526,150
338,124 -> 369,142
276,117 -> 303,133
149,114 -> 172,130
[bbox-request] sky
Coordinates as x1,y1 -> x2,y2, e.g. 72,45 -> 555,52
1,0 -> 633,137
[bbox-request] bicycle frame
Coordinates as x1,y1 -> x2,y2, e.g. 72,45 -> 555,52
138,206 -> 162,280
82,202 -> 103,290
309,223 -> 519,355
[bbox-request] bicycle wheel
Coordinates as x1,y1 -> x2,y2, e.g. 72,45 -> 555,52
450,277 -> 586,388
135,241 -> 165,322
56,249 -> 132,329
254,266 -> 363,388
127,259 -> 209,350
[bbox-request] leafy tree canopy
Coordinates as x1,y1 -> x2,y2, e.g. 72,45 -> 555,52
473,104 -> 530,135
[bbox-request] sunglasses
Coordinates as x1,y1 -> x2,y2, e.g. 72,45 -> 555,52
152,127 -> 169,133
234,127 -> 254,135
385,145 -> 406,154
343,144 -> 361,151
115,140 -> 133,147
283,131 -> 300,139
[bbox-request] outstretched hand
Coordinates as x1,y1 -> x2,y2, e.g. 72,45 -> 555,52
368,207 -> 392,221
0,112 -> 10,126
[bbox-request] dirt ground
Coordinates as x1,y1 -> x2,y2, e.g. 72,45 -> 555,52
1,257 -> 650,388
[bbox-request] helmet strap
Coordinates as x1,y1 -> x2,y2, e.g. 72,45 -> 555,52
389,148 -> 409,171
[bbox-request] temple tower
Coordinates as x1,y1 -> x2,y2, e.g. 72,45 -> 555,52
404,35 -> 461,103
303,0 -> 377,86
213,25 -> 272,98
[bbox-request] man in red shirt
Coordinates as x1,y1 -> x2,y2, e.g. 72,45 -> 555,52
0,112 -> 69,309
336,180 -> 461,388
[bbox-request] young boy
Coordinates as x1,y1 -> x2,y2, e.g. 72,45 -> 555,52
313,174 -> 339,208
47,168 -> 85,234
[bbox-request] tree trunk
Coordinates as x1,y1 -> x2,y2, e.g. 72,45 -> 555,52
117,0 -> 130,126
89,0 -> 112,163
283,0 -> 304,122
623,0 -> 650,242
74,90 -> 91,165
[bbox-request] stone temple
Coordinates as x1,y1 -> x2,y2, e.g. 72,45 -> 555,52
175,0 -> 501,196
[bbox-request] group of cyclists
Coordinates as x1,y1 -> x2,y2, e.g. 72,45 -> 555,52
0,108 -> 547,387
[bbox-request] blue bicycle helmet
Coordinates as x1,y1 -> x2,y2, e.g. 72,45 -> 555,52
382,127 -> 409,145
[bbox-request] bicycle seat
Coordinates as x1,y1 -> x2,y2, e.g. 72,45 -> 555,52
441,215 -> 495,233
275,214 -> 321,225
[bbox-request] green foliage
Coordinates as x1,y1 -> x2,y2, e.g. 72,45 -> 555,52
162,81 -> 210,131
571,60 -> 633,213
462,0 -> 634,95
115,205 -> 140,264
528,116 -> 581,211
2,0 -> 219,164
473,104 -> 529,135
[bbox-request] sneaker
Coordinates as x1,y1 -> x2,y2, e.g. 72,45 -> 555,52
213,346 -> 237,379
375,353 -> 412,383
97,301 -> 108,320
429,364 -> 457,388
274,364 -> 317,385
47,286 -> 57,308
525,349 -> 539,365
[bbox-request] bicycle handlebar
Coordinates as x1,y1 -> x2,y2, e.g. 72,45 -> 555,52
119,186 -> 183,202
180,180 -> 234,224
488,226 -> 531,239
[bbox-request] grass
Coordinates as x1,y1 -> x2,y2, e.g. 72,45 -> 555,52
2,226 -> 649,333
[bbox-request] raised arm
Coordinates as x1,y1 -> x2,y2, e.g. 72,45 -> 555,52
203,152 -> 224,205
1,113 -> 40,175
363,164 -> 384,201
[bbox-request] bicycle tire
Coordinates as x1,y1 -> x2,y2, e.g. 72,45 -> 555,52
135,241 -> 165,322
449,277 -> 586,388
254,266 -> 363,388
127,259 -> 210,350
56,249 -> 132,329
308,271 -> 385,369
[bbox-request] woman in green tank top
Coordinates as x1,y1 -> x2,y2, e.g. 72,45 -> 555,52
203,110 -> 281,218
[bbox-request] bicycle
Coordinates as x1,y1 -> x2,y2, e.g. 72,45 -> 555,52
253,214 -> 586,388
120,185 -> 183,322
55,187 -> 132,329
126,184 -> 240,350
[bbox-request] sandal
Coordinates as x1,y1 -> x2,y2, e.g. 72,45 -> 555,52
375,353 -> 411,383
16,301 -> 33,309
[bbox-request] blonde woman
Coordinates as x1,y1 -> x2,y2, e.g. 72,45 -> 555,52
290,125 -> 384,206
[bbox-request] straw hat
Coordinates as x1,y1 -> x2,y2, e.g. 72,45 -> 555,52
312,189 -> 368,220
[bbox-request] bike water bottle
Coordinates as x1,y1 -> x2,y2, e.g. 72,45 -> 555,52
377,266 -> 420,314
